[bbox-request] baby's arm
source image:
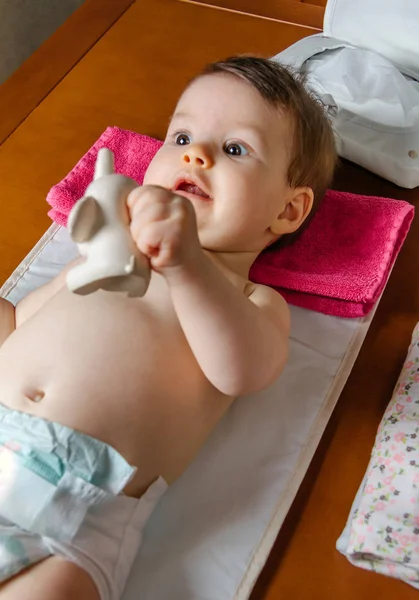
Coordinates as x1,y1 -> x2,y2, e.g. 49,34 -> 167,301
129,186 -> 290,397
168,259 -> 290,396
15,257 -> 83,327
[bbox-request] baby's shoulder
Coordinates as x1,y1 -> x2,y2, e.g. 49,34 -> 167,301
245,281 -> 290,334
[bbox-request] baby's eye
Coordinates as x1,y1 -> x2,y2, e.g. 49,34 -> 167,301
223,141 -> 249,157
175,133 -> 191,146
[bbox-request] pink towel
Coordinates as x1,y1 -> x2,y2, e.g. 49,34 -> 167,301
46,126 -> 414,318
47,127 -> 163,225
250,190 -> 414,318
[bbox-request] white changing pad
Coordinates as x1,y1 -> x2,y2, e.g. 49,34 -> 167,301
0,224 -> 378,599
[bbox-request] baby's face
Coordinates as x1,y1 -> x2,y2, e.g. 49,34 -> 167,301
144,73 -> 294,252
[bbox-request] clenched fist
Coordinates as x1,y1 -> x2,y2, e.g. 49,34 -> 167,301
127,185 -> 204,276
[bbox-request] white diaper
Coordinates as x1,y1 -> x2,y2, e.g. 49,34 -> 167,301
0,405 -> 168,600
43,476 -> 168,600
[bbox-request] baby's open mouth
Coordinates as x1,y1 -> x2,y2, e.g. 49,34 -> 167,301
175,181 -> 211,200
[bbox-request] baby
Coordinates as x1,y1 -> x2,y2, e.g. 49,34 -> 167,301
0,56 -> 336,600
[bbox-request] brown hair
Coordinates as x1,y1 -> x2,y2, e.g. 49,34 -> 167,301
197,55 -> 338,245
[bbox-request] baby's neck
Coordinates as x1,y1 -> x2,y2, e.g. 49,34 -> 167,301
206,250 -> 260,280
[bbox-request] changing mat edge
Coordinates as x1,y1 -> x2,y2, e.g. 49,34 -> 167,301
234,306 -> 375,599
0,223 -> 61,298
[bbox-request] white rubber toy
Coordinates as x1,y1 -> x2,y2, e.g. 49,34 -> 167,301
66,148 -> 150,297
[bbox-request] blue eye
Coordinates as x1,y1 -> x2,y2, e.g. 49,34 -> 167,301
175,133 -> 191,146
224,142 -> 249,157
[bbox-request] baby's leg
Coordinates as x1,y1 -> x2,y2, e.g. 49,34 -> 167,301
0,556 -> 100,600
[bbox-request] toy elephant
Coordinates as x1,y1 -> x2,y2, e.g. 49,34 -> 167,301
66,148 -> 150,297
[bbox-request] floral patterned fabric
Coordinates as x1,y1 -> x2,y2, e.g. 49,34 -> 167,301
337,322 -> 419,586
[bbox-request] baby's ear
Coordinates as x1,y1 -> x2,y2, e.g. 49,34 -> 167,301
269,187 -> 314,236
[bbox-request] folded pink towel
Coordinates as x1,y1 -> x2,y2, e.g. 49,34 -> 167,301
47,127 -> 163,225
250,190 -> 414,318
47,126 -> 414,318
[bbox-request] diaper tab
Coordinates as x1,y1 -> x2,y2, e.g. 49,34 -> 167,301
0,405 -> 136,495
34,471 -> 112,541
0,450 -> 112,542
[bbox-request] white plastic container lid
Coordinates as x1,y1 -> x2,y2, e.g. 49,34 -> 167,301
324,0 -> 419,79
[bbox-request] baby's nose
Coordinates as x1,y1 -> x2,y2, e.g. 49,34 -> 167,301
182,144 -> 213,169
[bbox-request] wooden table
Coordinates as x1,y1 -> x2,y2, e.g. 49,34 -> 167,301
0,1 -> 418,598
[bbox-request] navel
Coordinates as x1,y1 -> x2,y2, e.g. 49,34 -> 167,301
25,388 -> 45,403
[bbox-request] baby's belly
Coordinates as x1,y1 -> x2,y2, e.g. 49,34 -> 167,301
0,288 -> 231,492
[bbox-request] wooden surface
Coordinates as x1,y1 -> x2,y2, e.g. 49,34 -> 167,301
303,0 -> 327,6
0,0 -> 135,145
180,0 -> 324,29
0,1 -> 418,598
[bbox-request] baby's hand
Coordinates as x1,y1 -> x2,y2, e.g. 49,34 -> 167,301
127,185 -> 203,276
